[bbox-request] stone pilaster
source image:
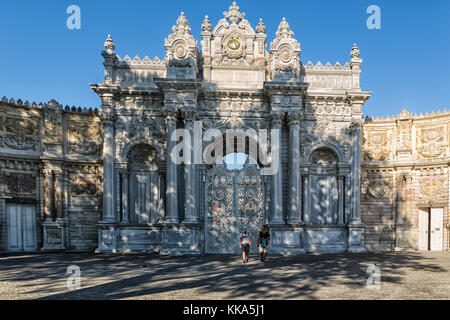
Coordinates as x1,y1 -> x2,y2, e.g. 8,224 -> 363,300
99,102 -> 116,223
182,109 -> 198,224
337,175 -> 345,225
269,112 -> 285,225
96,97 -> 118,253
41,162 -> 67,251
348,120 -> 365,252
119,169 -> 129,223
287,112 -> 302,224
165,110 -> 179,224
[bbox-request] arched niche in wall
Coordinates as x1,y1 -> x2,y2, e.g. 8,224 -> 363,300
127,143 -> 164,224
308,147 -> 340,225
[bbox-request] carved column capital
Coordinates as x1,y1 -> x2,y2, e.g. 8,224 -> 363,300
99,108 -> 117,125
270,112 -> 284,129
181,109 -> 197,123
118,168 -> 129,177
286,111 -> 301,126
165,109 -> 179,124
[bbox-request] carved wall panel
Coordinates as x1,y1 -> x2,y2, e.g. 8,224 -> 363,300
70,175 -> 101,196
0,173 -> 36,195
363,130 -> 392,161
68,122 -> 102,156
419,177 -> 446,197
0,115 -> 39,151
416,126 -> 447,159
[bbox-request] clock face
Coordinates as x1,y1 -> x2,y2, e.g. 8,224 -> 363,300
227,38 -> 241,51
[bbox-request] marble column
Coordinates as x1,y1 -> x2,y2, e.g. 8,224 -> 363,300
54,168 -> 64,221
165,110 -> 179,224
101,110 -> 116,223
120,169 -> 129,223
42,167 -> 53,222
350,122 -> 362,224
287,112 -> 301,224
302,173 -> 310,224
270,113 -> 285,225
182,110 -> 198,224
337,175 -> 345,225
348,120 -> 365,252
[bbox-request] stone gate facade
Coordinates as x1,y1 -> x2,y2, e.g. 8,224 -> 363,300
0,2 -> 448,254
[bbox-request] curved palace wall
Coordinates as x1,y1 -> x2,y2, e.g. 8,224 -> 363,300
362,110 -> 450,251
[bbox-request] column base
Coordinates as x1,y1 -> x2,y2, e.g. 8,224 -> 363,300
164,218 -> 180,224
269,220 -> 286,226
182,218 -> 200,224
96,222 -> 118,253
42,218 -> 68,251
394,224 -> 415,250
347,222 -> 366,253
160,225 -> 201,256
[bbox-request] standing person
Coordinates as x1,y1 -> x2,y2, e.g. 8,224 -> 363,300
258,225 -> 270,262
239,227 -> 252,263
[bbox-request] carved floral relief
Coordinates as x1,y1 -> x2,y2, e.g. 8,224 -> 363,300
0,115 -> 39,151
364,131 -> 392,161
417,126 -> 446,159
68,121 -> 102,156
420,177 -> 446,197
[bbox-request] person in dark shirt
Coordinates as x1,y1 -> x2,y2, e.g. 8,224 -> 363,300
258,225 -> 270,262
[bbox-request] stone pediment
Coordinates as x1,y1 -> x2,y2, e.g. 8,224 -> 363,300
201,2 -> 267,89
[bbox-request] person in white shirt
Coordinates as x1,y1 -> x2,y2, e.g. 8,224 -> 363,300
239,227 -> 252,263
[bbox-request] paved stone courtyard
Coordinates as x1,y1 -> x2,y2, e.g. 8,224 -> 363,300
0,251 -> 448,300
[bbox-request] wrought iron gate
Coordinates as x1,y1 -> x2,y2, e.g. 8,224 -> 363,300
205,164 -> 264,254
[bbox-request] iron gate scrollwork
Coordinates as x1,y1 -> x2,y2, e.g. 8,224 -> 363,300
205,164 -> 264,254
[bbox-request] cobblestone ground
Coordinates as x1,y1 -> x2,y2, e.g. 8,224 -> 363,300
0,251 -> 448,300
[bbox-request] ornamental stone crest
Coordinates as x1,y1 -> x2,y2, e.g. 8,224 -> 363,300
165,12 -> 198,79
364,131 -> 392,161
224,2 -> 245,25
417,126 -> 446,158
420,177 -> 446,197
1,115 -> 39,151
269,18 -> 301,80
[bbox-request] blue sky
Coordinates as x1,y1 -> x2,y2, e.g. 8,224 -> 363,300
0,0 -> 449,117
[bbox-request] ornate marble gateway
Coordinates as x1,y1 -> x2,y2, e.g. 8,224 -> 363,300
89,1 -> 370,255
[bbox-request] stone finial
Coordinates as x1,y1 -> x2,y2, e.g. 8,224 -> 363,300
256,18 -> 266,34
224,2 -> 245,25
350,43 -> 360,59
173,12 -> 192,35
104,34 -> 115,52
202,15 -> 212,32
398,109 -> 411,119
276,18 -> 294,39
